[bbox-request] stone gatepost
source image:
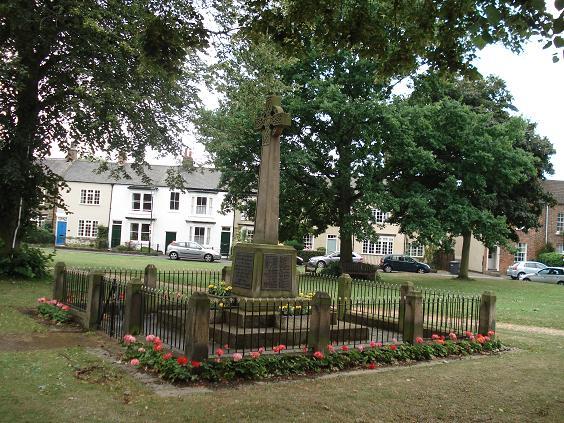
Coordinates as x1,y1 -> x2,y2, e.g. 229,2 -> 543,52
398,281 -> 414,330
84,271 -> 104,330
337,273 -> 352,320
308,291 -> 331,354
185,292 -> 210,361
53,261 -> 66,301
123,278 -> 144,335
403,290 -> 423,344
478,291 -> 496,335
144,264 -> 157,289
222,266 -> 232,284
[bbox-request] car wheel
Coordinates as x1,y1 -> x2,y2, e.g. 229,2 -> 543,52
523,278 -> 531,281
169,252 -> 179,260
510,276 -> 516,280
417,268 -> 425,274
204,254 -> 214,263
557,281 -> 564,285
317,261 -> 326,269
384,265 -> 392,273
517,272 -> 525,279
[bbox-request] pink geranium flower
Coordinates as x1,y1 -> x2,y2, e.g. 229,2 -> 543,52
250,351 -> 261,359
163,353 -> 173,360
313,351 -> 324,360
431,334 -> 439,340
130,359 -> 140,366
123,334 -> 136,345
449,333 -> 457,341
357,344 -> 364,352
232,353 -> 243,362
37,297 -> 47,303
258,347 -> 265,353
487,330 -> 495,337
61,305 -> 70,311
415,337 -> 424,344
327,344 -> 335,353
145,334 -> 155,343
215,348 -> 224,357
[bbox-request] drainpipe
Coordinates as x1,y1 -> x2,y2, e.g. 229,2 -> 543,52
545,204 -> 549,244
107,183 -> 114,250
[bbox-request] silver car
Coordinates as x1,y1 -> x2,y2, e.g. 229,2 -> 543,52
307,251 -> 363,269
166,241 -> 221,262
506,261 -> 546,279
521,267 -> 564,285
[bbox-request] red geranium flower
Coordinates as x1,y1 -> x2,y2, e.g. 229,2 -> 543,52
163,352 -> 173,360
215,348 -> 224,357
368,362 -> 376,369
390,345 -> 398,351
153,343 -> 163,352
341,345 -> 349,352
177,356 -> 188,366
313,351 -> 324,360
191,361 -> 201,368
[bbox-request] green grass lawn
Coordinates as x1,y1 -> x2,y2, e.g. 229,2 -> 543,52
1,265 -> 563,422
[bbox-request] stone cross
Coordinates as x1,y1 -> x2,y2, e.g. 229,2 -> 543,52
253,95 -> 291,244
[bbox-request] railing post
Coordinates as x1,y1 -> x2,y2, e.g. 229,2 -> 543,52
478,291 -> 496,335
85,271 -> 104,330
403,290 -> 423,344
222,265 -> 232,284
144,264 -> 157,288
123,278 -> 144,335
399,282 -> 414,330
308,291 -> 332,354
337,273 -> 352,320
53,262 -> 66,301
184,292 -> 210,361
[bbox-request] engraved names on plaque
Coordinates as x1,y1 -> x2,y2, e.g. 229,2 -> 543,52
232,251 -> 255,289
262,254 -> 293,291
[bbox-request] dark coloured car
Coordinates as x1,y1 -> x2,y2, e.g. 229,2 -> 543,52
379,255 -> 431,273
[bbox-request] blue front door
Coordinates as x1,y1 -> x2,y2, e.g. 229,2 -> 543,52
56,221 -> 67,245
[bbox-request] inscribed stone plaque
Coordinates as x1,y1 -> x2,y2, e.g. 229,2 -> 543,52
232,251 -> 254,289
262,254 -> 293,291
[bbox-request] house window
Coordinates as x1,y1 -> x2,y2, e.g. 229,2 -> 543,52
80,189 -> 100,205
132,193 -> 152,211
557,213 -> 564,232
515,243 -> 527,262
192,226 -> 211,245
557,244 -> 564,254
372,209 -> 389,224
130,223 -> 150,241
241,227 -> 254,242
196,197 -> 208,215
362,236 -> 394,255
407,242 -> 424,258
303,234 -> 314,250
170,192 -> 180,210
78,220 -> 98,237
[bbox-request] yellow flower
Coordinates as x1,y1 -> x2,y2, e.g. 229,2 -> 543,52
219,302 -> 224,308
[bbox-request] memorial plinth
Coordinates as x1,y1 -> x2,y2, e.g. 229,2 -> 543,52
231,243 -> 297,298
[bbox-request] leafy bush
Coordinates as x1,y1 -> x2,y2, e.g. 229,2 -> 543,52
96,225 -> 109,249
22,225 -> 53,244
537,243 -> 555,256
537,252 -> 564,267
121,333 -> 504,384
319,261 -> 341,276
316,247 -> 326,254
0,244 -> 53,279
283,239 -> 304,251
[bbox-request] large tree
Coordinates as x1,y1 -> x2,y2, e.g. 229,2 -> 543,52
198,39 -> 394,264
0,0 -> 209,256
384,74 -> 555,279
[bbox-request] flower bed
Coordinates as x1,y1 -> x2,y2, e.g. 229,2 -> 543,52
37,297 -> 71,323
121,331 -> 504,384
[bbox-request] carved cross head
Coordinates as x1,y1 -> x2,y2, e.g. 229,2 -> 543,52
254,95 -> 291,146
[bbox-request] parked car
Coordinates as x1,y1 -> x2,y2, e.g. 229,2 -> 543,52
166,241 -> 221,262
506,261 -> 546,279
307,251 -> 363,268
296,256 -> 304,266
379,255 -> 431,273
520,267 -> 564,285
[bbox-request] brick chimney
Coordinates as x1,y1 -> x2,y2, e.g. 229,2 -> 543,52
66,142 -> 78,161
182,147 -> 194,170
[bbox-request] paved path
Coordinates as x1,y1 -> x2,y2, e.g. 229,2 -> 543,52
497,322 -> 564,337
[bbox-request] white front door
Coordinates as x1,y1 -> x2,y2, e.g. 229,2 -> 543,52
487,247 -> 499,271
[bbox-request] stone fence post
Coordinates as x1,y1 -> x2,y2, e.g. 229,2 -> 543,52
403,290 -> 423,344
478,291 -> 496,335
222,266 -> 232,284
308,291 -> 332,354
398,282 -> 414,330
123,278 -> 144,335
184,292 -> 210,361
53,261 -> 66,301
337,273 -> 352,320
84,271 -> 104,330
144,264 -> 157,289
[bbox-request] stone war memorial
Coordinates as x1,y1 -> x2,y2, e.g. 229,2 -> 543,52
230,95 -> 297,299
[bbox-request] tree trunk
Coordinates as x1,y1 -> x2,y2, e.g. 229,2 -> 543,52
339,227 -> 353,266
458,230 -> 472,280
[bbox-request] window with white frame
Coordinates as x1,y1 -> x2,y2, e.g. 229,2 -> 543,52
191,226 -> 211,245
80,189 -> 100,205
130,223 -> 150,241
241,227 -> 254,242
362,236 -> 394,255
557,212 -> 564,232
132,193 -> 152,211
170,192 -> 180,210
196,197 -> 208,214
557,244 -> 564,254
303,234 -> 314,250
371,209 -> 389,224
78,220 -> 98,237
515,243 -> 527,262
407,242 -> 424,257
